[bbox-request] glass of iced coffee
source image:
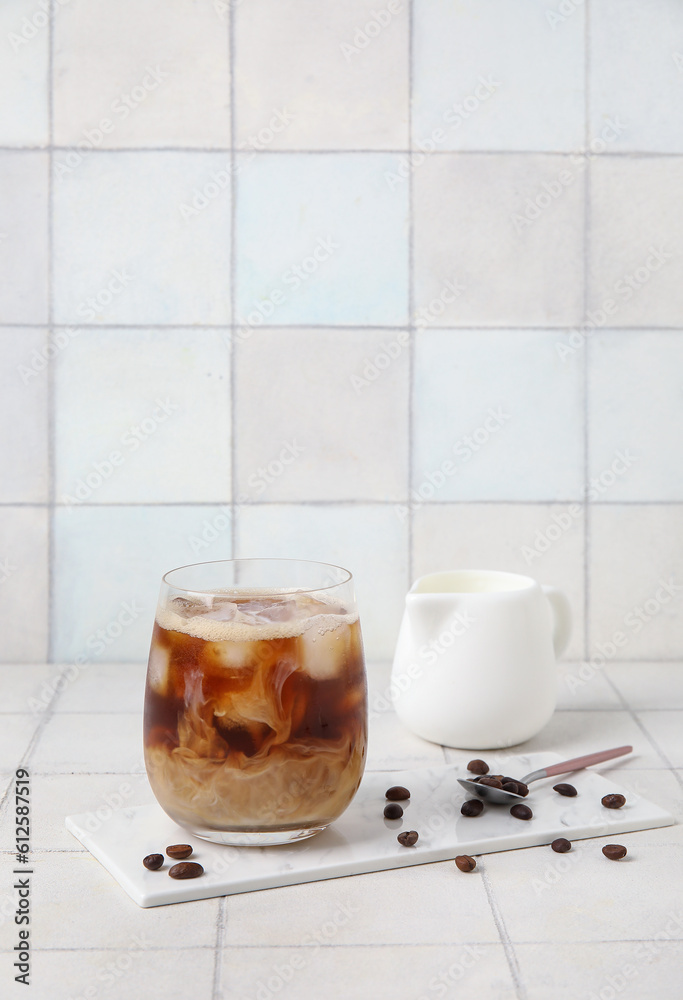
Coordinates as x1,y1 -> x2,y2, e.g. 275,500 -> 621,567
143,559 -> 367,845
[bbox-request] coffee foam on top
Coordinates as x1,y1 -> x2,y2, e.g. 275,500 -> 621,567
155,590 -> 358,643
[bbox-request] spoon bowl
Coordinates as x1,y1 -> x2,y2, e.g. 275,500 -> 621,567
458,745 -> 633,807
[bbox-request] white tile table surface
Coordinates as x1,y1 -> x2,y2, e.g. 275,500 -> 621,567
1,660 -> 682,999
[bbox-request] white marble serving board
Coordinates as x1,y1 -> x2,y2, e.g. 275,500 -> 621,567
66,752 -> 674,908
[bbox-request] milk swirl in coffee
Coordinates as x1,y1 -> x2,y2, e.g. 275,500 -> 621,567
143,591 -> 367,838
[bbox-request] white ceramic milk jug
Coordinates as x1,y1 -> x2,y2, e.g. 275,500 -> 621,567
391,570 -> 572,749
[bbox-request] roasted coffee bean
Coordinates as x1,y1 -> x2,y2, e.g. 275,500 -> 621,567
386,785 -> 410,801
489,774 -> 504,781
461,799 -> 484,817
384,802 -> 403,820
142,854 -> 164,871
602,844 -> 627,861
166,844 -> 193,860
515,782 -> 529,797
478,776 -> 503,789
455,855 -> 476,872
601,794 -> 626,810
510,804 -> 533,820
467,759 -> 489,775
501,781 -> 521,796
168,861 -> 204,879
397,830 -> 419,847
551,838 -> 572,854
553,783 -> 577,797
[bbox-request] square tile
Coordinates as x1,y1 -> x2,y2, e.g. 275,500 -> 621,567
224,860 -> 499,946
413,0 -> 584,151
0,151 -> 48,323
637,712 -> 683,769
518,941 -> 683,1000
55,662 -> 147,714
366,711 -> 445,770
218,944 -> 515,1000
28,850 -> 218,948
0,329 -> 48,502
52,505 -> 233,662
0,507 -> 48,663
53,152 -> 231,325
235,0 -> 408,150
0,1 -> 49,145
589,506 -> 683,660
590,0 -> 683,153
412,504 -> 585,659
54,329 -> 231,504
53,0 -> 230,148
588,332 -> 683,501
605,663 -> 683,712
30,714 -> 143,774
0,716 -> 40,773
507,709 -> 661,769
4,949 -> 216,1000
484,833 -> 683,944
0,664 -> 56,713
413,154 -> 584,327
235,153 -> 409,326
589,158 -> 683,327
235,329 -> 409,501
235,504 -> 409,660
556,661 -> 623,711
0,772 -> 154,850
413,330 -> 583,501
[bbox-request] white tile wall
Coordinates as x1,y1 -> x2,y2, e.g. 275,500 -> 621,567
0,0 -> 681,675
234,0 -> 409,150
53,0 -> 231,148
0,151 -> 48,324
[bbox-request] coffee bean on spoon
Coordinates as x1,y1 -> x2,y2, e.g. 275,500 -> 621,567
397,830 -> 418,847
602,844 -> 627,861
467,760 -> 489,775
386,786 -> 410,801
166,844 -> 193,860
515,782 -> 529,797
553,783 -> 577,797
601,794 -> 626,809
510,804 -> 533,820
461,799 -> 484,817
551,838 -> 572,853
384,802 -> 403,820
169,861 -> 204,879
142,854 -> 164,870
478,776 -> 503,789
455,855 -> 476,872
501,781 -> 521,795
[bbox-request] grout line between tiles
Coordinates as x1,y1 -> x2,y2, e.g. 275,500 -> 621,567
8,146 -> 683,157
212,896 -> 228,1000
480,863 -> 528,1000
407,0 -> 415,587
8,500 -> 683,510
602,674 -> 683,793
6,323 -> 683,332
46,0 -> 55,663
228,0 -> 237,563
583,0 -> 592,663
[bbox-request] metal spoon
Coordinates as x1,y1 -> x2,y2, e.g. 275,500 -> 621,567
457,745 -> 633,805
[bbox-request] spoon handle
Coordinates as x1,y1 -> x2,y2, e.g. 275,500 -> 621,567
538,745 -> 633,780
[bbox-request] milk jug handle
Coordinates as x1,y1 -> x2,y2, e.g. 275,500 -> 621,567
541,585 -> 572,659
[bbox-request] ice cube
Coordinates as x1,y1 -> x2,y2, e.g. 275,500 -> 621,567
147,643 -> 169,694
297,624 -> 349,680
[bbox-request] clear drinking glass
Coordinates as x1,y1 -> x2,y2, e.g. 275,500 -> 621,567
143,558 -> 367,845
